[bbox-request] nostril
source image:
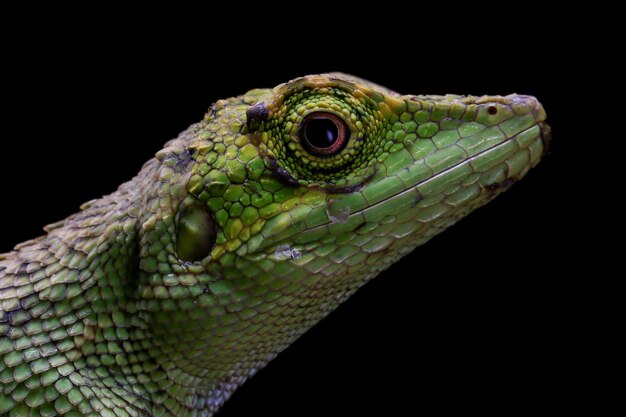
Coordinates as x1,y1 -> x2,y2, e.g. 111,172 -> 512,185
488,106 -> 498,115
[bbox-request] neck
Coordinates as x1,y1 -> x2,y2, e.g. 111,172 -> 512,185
127,301 -> 267,415
125,274 -> 366,415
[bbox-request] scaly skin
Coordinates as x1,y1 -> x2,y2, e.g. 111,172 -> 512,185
0,74 -> 550,417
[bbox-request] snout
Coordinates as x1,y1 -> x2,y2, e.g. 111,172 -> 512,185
539,122 -> 552,154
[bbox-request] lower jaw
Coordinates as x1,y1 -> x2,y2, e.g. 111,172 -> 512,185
315,123 -> 548,273
338,123 -> 546,230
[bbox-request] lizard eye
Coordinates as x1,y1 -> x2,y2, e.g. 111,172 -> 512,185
299,112 -> 349,157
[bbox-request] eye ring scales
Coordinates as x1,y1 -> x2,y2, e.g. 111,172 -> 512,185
298,112 -> 349,157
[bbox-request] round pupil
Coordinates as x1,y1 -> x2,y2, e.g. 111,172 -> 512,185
304,118 -> 339,148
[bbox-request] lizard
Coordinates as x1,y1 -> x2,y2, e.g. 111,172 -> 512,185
0,73 -> 551,417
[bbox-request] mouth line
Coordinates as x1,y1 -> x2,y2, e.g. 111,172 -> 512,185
304,123 -> 542,231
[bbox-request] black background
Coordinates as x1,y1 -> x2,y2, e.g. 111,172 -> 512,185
1,29 -> 587,415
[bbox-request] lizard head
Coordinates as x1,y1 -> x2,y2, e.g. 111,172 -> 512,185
135,73 -> 549,402
172,73 -> 548,288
